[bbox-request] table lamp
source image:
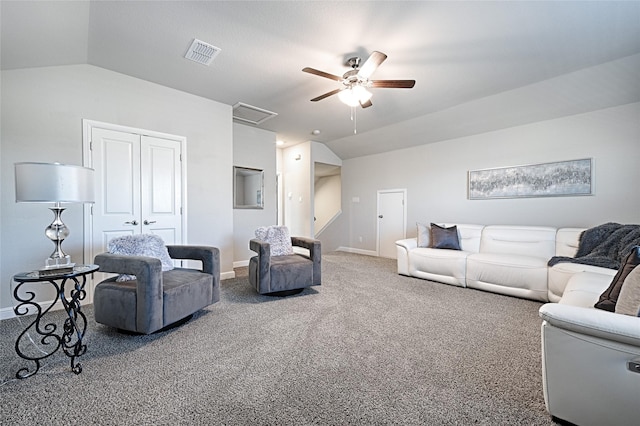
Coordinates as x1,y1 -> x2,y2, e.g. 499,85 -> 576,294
15,162 -> 95,270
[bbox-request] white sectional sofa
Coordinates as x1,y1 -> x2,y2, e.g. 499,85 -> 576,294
397,223 -> 640,426
396,224 -> 615,302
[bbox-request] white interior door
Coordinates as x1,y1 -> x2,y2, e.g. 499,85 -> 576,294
91,127 -> 142,253
377,190 -> 406,259
140,135 -> 182,245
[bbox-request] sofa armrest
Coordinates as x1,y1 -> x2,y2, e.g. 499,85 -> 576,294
166,245 -> 220,276
396,238 -> 417,276
396,238 -> 418,251
539,303 -> 640,347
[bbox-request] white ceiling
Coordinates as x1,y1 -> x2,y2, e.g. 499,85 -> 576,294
2,1 -> 639,159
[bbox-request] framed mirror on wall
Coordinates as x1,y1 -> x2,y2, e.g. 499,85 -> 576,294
234,166 -> 264,209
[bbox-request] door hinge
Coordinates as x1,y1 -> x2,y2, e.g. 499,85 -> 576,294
180,207 -> 183,215
90,205 -> 94,215
89,141 -> 93,151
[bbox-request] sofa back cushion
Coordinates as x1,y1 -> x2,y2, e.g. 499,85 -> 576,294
555,228 -> 586,257
480,225 -> 557,258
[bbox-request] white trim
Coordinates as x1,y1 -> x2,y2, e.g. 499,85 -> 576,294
221,270 -> 236,280
315,209 -> 342,238
376,189 -> 407,258
0,299 -> 92,320
336,247 -> 378,257
233,260 -> 250,268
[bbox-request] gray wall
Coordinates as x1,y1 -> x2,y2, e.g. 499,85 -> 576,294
323,102 -> 640,252
233,123 -> 277,265
1,64 -> 233,314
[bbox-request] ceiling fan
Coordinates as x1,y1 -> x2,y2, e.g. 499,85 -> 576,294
302,51 -> 415,108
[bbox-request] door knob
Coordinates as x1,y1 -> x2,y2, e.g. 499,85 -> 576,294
143,220 -> 157,225
124,220 -> 139,226
378,215 -> 383,219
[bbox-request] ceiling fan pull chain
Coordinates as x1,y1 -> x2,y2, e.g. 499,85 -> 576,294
350,106 -> 357,134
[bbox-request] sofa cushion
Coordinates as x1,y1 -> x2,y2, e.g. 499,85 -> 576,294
595,246 -> 640,312
255,225 -> 294,256
615,266 -> 640,316
548,262 -> 616,303
479,226 -> 557,258
409,247 -> 469,287
430,223 -> 461,250
466,253 -> 549,301
559,271 -> 614,308
416,222 -> 430,248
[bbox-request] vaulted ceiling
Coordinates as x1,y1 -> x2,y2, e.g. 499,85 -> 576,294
2,1 -> 639,159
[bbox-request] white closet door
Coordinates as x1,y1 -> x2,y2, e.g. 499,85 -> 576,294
91,127 -> 142,254
140,135 -> 182,245
90,129 -> 183,255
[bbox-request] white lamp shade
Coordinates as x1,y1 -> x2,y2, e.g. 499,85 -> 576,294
15,162 -> 95,203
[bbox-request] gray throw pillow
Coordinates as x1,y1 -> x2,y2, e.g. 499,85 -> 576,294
615,266 -> 640,316
417,222 -> 430,247
430,223 -> 461,250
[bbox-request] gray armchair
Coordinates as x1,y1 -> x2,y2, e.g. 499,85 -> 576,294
249,236 -> 321,296
94,245 -> 220,334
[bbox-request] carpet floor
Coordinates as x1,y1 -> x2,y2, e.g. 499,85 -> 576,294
0,252 -> 557,425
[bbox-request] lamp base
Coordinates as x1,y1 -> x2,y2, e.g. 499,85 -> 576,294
45,256 -> 72,269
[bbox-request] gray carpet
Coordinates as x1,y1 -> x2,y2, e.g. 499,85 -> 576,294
0,252 -> 556,425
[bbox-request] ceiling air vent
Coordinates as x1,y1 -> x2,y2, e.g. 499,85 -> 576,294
184,39 -> 221,66
233,102 -> 278,126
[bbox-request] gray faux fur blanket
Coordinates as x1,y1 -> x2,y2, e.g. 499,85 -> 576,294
548,222 -> 640,270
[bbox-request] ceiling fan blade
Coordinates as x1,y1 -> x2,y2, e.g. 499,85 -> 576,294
370,80 -> 416,88
357,51 -> 387,79
310,88 -> 342,102
360,99 -> 373,109
302,67 -> 342,81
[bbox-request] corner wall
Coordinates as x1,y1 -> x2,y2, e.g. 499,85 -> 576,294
233,123 -> 277,266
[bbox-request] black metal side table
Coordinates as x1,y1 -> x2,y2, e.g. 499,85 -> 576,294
12,264 -> 99,379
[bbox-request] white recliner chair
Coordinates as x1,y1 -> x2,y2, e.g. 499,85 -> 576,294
539,271 -> 640,426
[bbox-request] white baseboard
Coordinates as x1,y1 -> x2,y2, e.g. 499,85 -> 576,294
336,247 -> 379,257
221,270 -> 236,280
233,260 -> 249,268
0,298 -> 91,320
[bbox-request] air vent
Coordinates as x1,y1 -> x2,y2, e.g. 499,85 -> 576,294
233,102 -> 278,125
184,39 -> 221,66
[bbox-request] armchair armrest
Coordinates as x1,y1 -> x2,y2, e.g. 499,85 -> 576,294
250,239 -> 271,258
166,245 -> 220,276
539,303 -> 640,347
94,252 -> 162,282
292,237 -> 321,261
94,253 -> 164,333
291,236 -> 321,285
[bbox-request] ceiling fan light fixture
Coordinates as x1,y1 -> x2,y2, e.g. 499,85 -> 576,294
338,86 -> 372,107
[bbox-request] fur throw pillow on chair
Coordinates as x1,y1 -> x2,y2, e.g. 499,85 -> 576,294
108,234 -> 174,281
255,226 -> 294,256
